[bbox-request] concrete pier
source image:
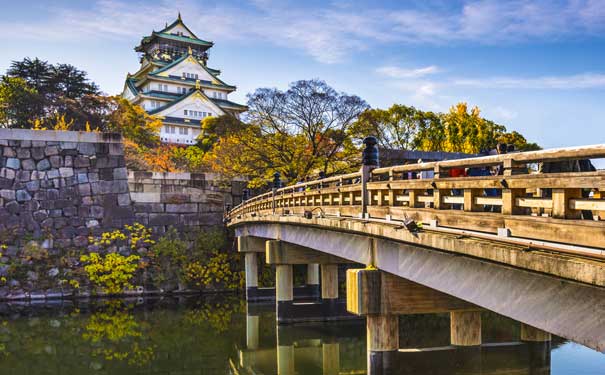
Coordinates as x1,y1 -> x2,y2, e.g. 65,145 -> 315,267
450,311 -> 482,346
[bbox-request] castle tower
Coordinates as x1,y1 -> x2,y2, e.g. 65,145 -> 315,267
121,14 -> 247,144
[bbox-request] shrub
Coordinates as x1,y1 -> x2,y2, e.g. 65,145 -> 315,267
80,253 -> 140,295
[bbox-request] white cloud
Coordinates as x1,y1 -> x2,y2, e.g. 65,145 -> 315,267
1,0 -> 605,64
376,65 -> 440,79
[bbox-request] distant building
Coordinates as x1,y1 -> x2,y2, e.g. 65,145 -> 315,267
121,13 -> 247,145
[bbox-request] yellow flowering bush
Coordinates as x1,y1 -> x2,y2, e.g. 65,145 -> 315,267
80,253 -> 140,294
184,250 -> 243,290
89,223 -> 155,250
124,223 -> 155,250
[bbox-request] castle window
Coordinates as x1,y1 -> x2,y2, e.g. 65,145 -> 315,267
184,110 -> 188,115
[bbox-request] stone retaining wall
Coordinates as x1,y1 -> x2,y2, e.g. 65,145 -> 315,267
128,171 -> 246,236
0,129 -> 133,249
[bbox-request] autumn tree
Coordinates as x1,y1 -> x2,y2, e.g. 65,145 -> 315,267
206,80 -> 368,187
198,115 -> 244,152
356,102 -> 539,154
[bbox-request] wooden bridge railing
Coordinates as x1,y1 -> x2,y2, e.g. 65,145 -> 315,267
228,142 -> 605,250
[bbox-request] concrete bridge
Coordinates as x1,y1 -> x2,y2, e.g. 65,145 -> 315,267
227,139 -> 605,372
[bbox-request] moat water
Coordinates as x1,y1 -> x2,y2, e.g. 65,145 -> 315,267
0,295 -> 603,374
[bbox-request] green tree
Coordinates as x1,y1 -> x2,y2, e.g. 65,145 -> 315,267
350,104 -> 422,150
0,76 -> 43,128
3,57 -> 101,129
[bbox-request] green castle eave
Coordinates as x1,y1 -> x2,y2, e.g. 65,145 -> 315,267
148,59 -> 220,75
148,53 -> 232,88
147,89 -> 246,115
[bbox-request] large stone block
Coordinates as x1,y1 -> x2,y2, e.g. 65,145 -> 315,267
117,193 -> 131,206
166,203 -> 198,213
16,190 -> 31,202
36,159 -> 51,171
77,143 -> 96,155
25,180 -> 40,192
5,201 -> 19,214
78,183 -> 92,196
49,155 -> 63,168
60,141 -> 77,150
31,147 -> 45,160
5,158 -> 19,170
0,168 -> 15,180
59,167 -> 74,178
74,156 -> 90,168
132,202 -> 164,213
30,171 -> 45,180
44,145 -> 59,156
16,149 -> 30,159
16,170 -> 30,182
3,148 -> 16,157
113,167 -> 128,180
0,189 -> 15,200
21,159 -> 35,170
149,213 -> 180,226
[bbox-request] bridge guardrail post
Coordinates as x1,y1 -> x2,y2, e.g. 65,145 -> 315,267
361,136 -> 379,217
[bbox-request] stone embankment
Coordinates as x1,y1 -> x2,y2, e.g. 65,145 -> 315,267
0,129 -> 245,300
0,130 -> 131,249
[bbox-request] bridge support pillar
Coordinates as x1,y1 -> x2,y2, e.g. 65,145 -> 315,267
276,264 -> 294,321
367,314 -> 399,375
245,252 -> 259,301
268,239 -> 356,323
321,264 -> 338,300
450,311 -> 482,346
307,264 -> 320,299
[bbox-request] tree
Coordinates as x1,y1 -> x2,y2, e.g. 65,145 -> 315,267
497,131 -> 541,151
104,97 -> 161,148
3,57 -> 101,129
206,80 -> 368,187
0,76 -> 43,128
349,104 -> 422,150
198,115 -> 244,152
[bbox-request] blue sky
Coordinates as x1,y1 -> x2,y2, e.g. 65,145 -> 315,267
1,0 -> 604,149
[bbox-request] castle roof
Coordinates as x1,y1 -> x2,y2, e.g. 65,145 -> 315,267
135,15 -> 214,52
147,87 -> 246,117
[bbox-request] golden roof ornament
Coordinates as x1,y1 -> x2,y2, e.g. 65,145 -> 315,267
188,46 -> 193,55
195,79 -> 201,90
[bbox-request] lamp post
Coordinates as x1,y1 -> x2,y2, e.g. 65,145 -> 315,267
361,137 -> 379,217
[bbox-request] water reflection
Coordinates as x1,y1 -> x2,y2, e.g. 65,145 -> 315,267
237,303 -> 580,375
0,296 -> 602,374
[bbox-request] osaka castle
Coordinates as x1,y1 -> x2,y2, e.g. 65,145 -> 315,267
121,14 -> 247,144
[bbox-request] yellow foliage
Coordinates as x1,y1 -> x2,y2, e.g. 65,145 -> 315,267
80,252 -> 140,295
184,250 -> 243,290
